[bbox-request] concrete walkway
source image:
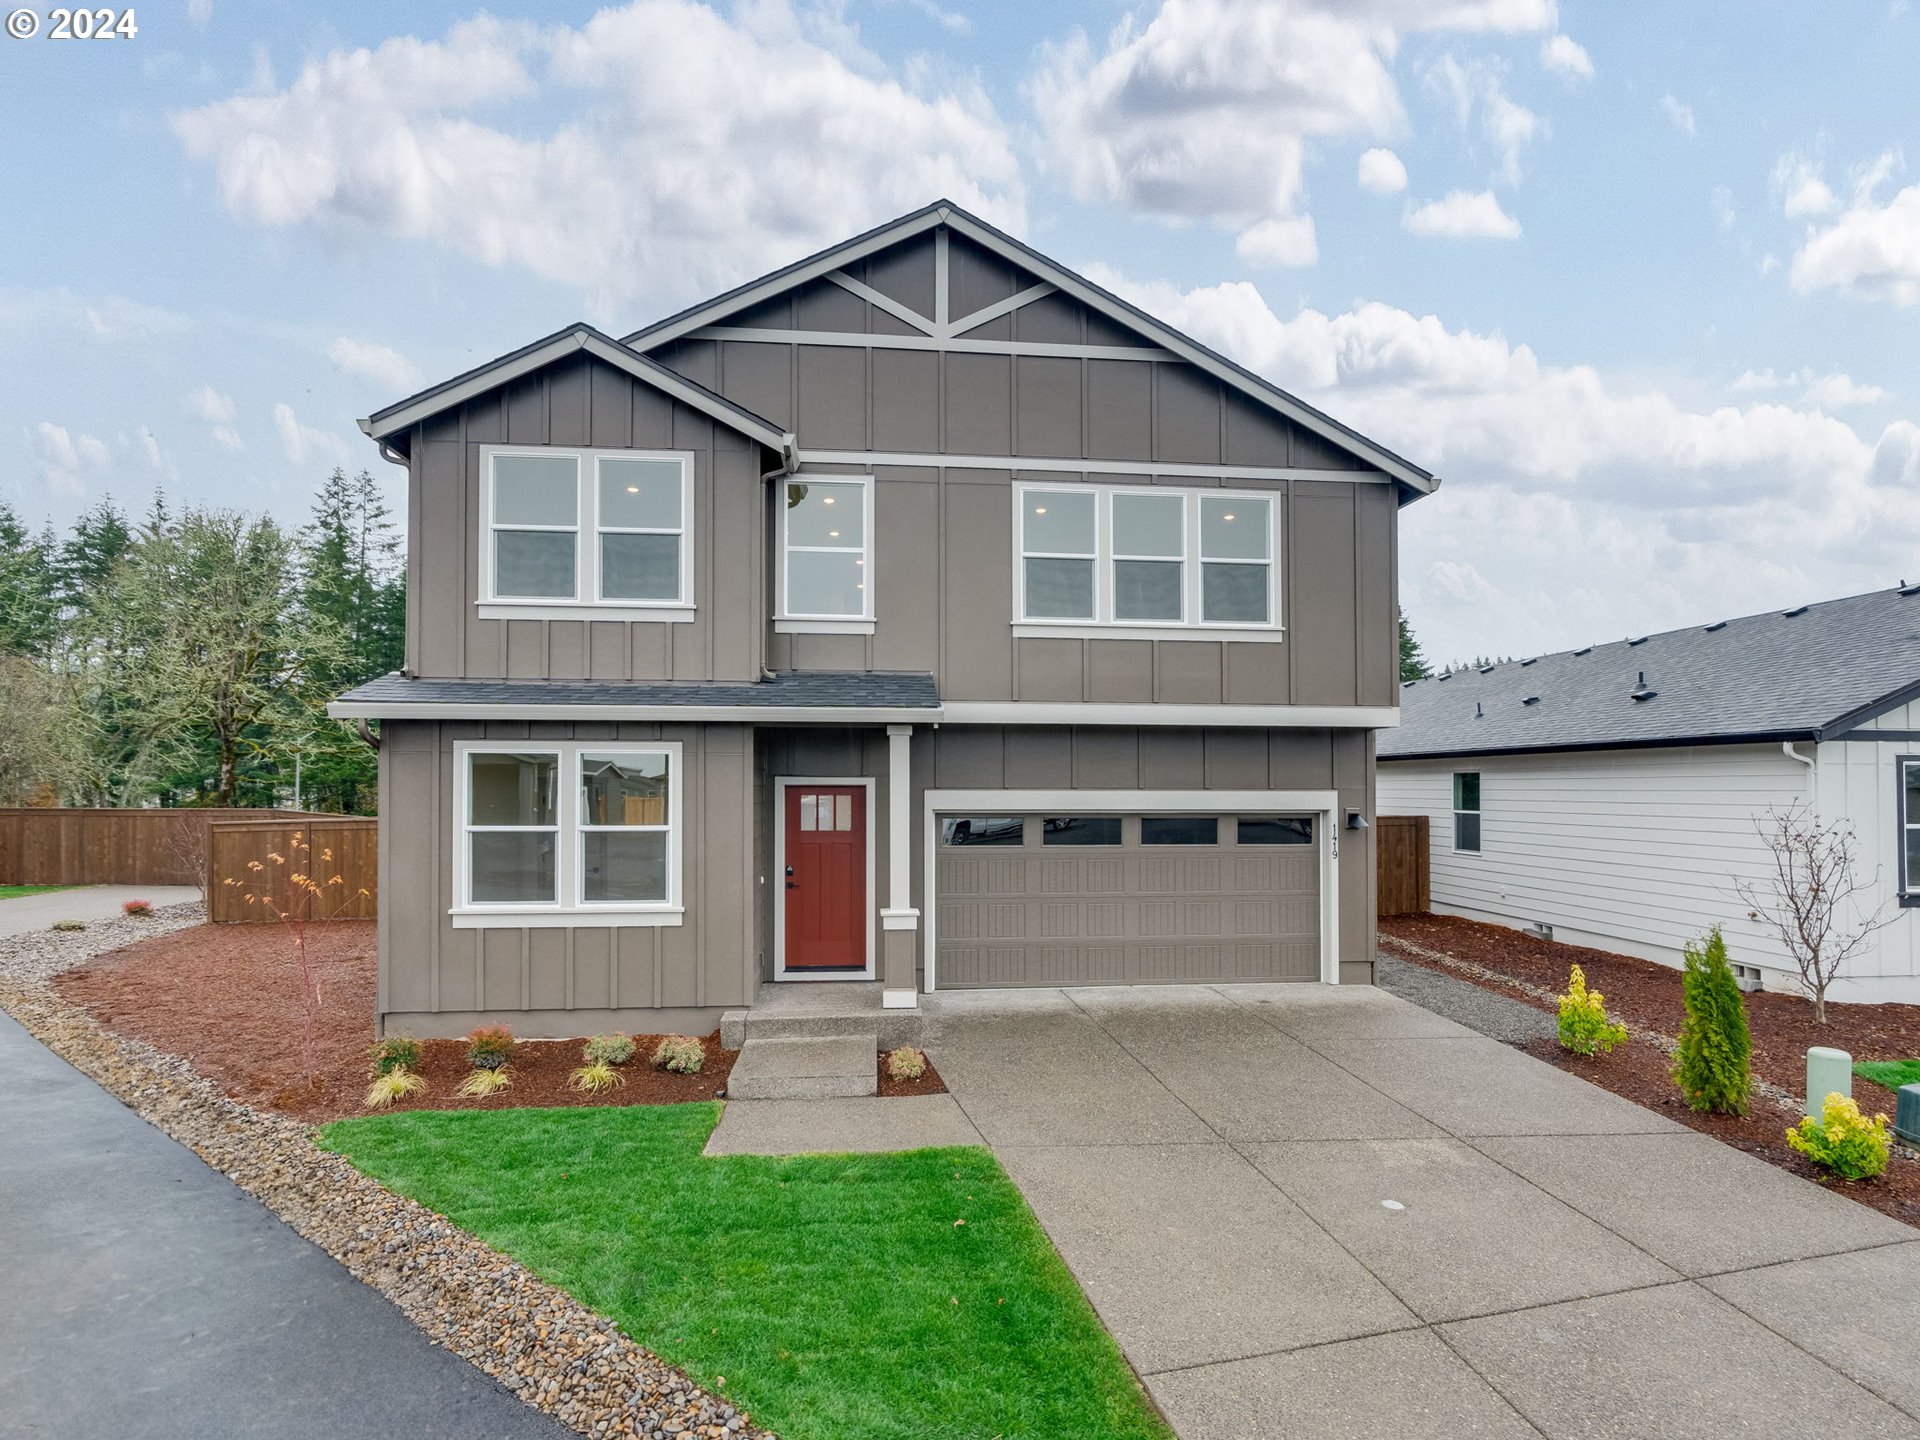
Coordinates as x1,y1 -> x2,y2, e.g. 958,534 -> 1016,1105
925,983 -> 1920,1440
0,1009 -> 569,1440
0,883 -> 202,937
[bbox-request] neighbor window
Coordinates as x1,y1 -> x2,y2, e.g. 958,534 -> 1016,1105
1238,817 -> 1314,845
1901,757 -> 1920,899
1453,772 -> 1481,852
1141,816 -> 1219,845
459,743 -> 681,919
940,817 -> 1026,846
485,448 -> 691,608
1016,484 -> 1277,631
1043,816 -> 1123,846
782,479 -> 872,621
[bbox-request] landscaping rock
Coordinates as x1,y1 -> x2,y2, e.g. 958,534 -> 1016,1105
0,903 -> 775,1440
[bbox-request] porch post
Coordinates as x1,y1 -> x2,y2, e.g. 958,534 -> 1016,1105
880,723 -> 920,1009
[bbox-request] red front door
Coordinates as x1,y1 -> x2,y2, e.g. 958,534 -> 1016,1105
783,785 -> 867,971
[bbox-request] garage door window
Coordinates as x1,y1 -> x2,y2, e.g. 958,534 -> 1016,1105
1042,816 -> 1123,846
942,817 -> 1026,846
1141,816 -> 1219,845
1238,817 -> 1313,845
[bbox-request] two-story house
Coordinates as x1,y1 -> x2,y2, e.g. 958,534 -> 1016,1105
329,201 -> 1438,1039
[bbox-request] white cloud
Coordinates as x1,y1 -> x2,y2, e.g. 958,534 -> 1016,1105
1403,189 -> 1522,239
1357,147 -> 1408,195
186,383 -> 244,451
187,0 -> 211,24
1772,150 -> 1837,217
327,337 -> 421,392
1730,368 -> 1787,392
272,403 -> 350,467
171,3 -> 1023,310
139,427 -> 164,469
1422,54 -> 1539,185
882,0 -> 970,34
1030,0 -> 1551,253
32,422 -> 111,495
1800,372 -> 1890,409
1539,34 -> 1593,81
1080,265 -> 1920,659
1234,215 -> 1318,268
1789,150 -> 1920,305
1660,94 -> 1696,137
1711,185 -> 1736,230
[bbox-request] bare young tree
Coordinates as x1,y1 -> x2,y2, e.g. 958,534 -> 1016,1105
1734,804 -> 1893,1023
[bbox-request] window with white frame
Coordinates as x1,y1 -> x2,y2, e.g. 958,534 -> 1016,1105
781,478 -> 872,620
458,742 -> 681,919
1016,484 -> 1277,631
1453,772 -> 1481,853
484,448 -> 690,608
1900,756 -> 1920,900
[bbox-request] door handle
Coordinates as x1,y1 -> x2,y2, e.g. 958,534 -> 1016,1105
785,864 -> 796,891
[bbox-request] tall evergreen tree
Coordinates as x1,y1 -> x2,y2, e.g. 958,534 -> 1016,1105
0,501 -> 59,657
55,497 -> 134,619
1397,608 -> 1432,683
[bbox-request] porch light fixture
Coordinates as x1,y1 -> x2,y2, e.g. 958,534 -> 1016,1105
1346,811 -> 1368,831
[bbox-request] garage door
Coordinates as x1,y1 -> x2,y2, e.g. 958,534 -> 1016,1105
934,813 -> 1320,988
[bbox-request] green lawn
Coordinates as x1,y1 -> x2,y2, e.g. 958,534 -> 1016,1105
1855,1059 -> 1920,1092
0,885 -> 75,899
322,1104 -> 1169,1440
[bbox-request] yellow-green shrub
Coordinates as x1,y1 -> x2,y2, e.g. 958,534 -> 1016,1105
885,1046 -> 928,1082
652,1035 -> 704,1074
1786,1093 -> 1890,1181
1557,964 -> 1628,1057
364,1069 -> 427,1109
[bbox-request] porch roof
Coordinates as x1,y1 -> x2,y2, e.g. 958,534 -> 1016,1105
328,671 -> 941,724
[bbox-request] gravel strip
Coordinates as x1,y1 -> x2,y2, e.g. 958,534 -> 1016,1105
1379,931 -> 1804,1116
0,905 -> 773,1440
1375,950 -> 1557,1047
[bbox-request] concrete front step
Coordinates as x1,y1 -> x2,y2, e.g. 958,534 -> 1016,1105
726,1035 -> 878,1100
720,983 -> 924,1050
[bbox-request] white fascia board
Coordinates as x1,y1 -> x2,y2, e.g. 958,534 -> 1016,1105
362,330 -> 792,455
939,702 -> 1400,729
798,449 -> 1392,485
925,787 -> 1340,813
328,700 -> 943,724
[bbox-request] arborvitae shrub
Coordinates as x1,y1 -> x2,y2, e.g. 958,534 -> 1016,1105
1673,927 -> 1752,1116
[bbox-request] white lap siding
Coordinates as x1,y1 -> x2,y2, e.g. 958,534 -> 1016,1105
1377,744 -> 1816,986
1816,701 -> 1920,998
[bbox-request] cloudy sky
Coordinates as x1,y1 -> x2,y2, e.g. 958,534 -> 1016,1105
3,0 -> 1917,665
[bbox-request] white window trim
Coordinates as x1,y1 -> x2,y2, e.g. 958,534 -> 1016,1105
1012,481 -> 1281,638
773,776 -> 877,981
480,445 -> 696,613
1899,755 -> 1919,900
451,740 -> 685,928
776,474 -> 875,632
1452,771 -> 1482,855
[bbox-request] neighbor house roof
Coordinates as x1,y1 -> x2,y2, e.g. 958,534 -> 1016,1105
1380,584 -> 1920,761
358,323 -> 795,460
328,671 -> 941,724
621,199 -> 1439,502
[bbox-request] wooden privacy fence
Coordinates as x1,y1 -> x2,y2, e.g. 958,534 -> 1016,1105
1376,815 -> 1430,916
207,816 -> 379,923
0,808 -> 316,888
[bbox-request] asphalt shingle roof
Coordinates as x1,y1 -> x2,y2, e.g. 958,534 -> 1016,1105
334,670 -> 940,711
1381,585 -> 1920,760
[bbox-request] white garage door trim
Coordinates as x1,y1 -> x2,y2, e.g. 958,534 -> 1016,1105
922,788 -> 1343,990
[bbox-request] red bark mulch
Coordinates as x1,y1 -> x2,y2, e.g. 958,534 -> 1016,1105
877,1051 -> 946,1098
1382,914 -> 1920,1229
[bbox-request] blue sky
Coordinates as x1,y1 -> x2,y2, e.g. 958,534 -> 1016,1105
2,0 -> 1916,664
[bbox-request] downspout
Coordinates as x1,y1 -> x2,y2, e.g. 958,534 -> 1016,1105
759,434 -> 801,682
1782,741 -> 1815,798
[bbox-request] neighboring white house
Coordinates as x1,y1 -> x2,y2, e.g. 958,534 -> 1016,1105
1378,584 -> 1920,1002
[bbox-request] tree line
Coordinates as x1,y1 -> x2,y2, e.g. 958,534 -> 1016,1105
0,469 -> 403,813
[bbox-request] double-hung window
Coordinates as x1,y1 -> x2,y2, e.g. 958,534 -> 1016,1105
483,448 -> 691,615
456,741 -> 682,925
1901,757 -> 1920,903
1016,483 -> 1278,635
1453,772 -> 1482,853
780,478 -> 873,628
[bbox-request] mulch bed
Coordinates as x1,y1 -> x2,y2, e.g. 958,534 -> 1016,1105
1383,914 -> 1920,1229
54,919 -> 948,1122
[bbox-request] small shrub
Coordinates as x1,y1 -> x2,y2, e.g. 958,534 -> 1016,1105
369,1036 -> 421,1076
584,1033 -> 636,1066
364,1069 -> 427,1110
570,1060 -> 627,1094
122,898 -> 153,917
51,919 -> 86,933
1557,964 -> 1628,1057
652,1035 -> 704,1074
885,1046 -> 928,1082
456,1066 -> 513,1098
1787,1093 -> 1891,1180
1673,927 -> 1752,1115
466,1024 -> 514,1070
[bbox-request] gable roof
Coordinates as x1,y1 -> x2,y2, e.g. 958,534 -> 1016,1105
621,199 -> 1438,501
1381,584 -> 1920,761
359,323 -> 795,459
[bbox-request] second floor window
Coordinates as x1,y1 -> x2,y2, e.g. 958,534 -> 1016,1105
485,448 -> 691,608
1017,484 -> 1277,632
782,478 -> 873,621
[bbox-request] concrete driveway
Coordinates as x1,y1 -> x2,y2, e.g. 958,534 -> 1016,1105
924,984 -> 1920,1440
0,883 -> 202,937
